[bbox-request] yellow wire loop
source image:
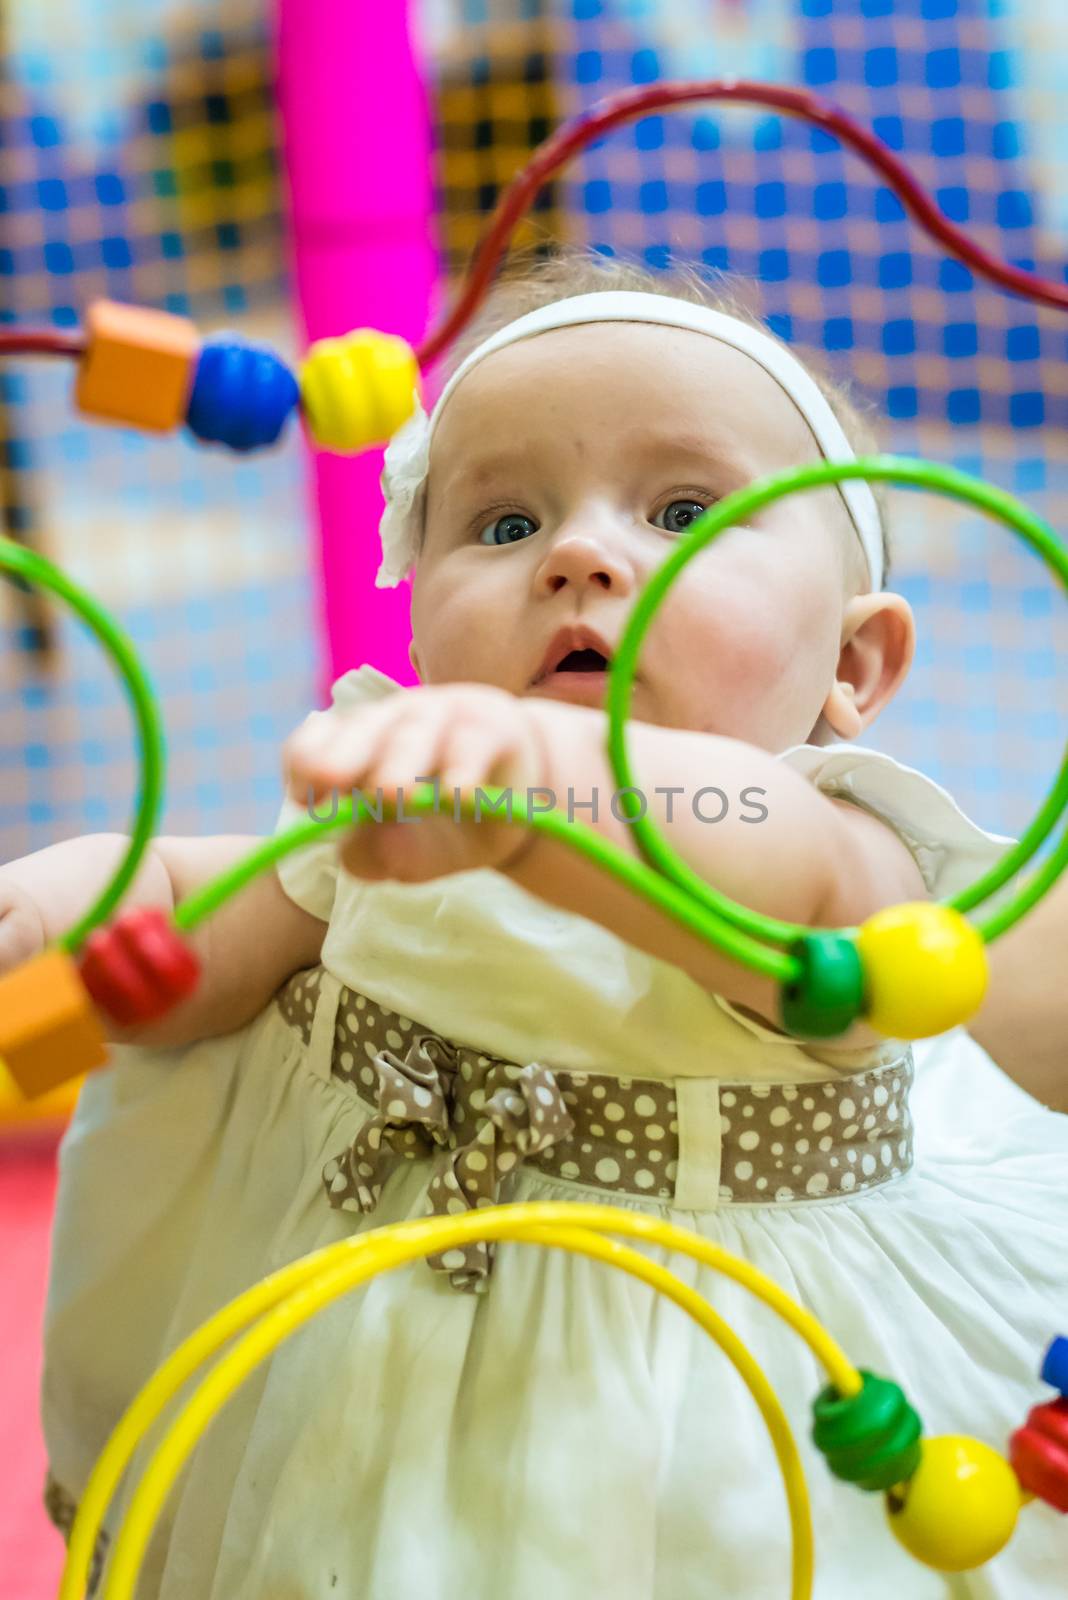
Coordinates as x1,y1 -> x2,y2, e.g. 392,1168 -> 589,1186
60,1202 -> 863,1600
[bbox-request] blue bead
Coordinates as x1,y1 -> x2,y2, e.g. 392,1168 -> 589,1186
186,337 -> 299,452
1042,1336 -> 1068,1395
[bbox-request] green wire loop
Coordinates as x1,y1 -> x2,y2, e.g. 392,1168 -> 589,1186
605,454 -> 1068,947
0,537 -> 166,953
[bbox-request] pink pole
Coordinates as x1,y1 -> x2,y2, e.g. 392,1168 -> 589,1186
275,0 -> 436,697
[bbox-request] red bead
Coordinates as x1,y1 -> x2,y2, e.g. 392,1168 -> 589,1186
78,908 -> 200,1026
1009,1398 -> 1068,1513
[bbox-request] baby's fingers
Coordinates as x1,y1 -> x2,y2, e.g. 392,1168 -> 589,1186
283,703 -> 396,804
0,896 -> 46,976
436,716 -> 519,797
371,708 -> 449,804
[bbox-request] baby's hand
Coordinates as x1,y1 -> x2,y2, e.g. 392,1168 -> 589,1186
281,684 -> 550,883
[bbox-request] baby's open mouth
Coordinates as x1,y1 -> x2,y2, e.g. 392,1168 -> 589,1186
551,648 -> 610,674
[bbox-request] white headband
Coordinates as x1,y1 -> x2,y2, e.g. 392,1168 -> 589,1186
376,289 -> 884,590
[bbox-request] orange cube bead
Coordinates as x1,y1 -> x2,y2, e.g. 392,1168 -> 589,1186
75,300 -> 199,432
0,947 -> 109,1100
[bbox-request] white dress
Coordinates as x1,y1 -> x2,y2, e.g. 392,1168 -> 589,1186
40,664 -> 1068,1600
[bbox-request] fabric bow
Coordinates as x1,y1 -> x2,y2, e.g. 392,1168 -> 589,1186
322,1030 -> 574,1290
376,399 -> 432,588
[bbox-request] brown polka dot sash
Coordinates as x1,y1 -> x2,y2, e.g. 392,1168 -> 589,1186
276,968 -> 914,1292
324,1027 -> 574,1291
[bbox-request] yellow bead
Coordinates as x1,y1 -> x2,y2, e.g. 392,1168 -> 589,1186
855,901 -> 987,1040
885,1436 -> 1021,1572
299,328 -> 419,453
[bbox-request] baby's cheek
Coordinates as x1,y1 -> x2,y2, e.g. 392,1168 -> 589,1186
730,639 -> 798,730
413,576 -> 506,685
693,596 -> 785,690
683,589 -> 818,739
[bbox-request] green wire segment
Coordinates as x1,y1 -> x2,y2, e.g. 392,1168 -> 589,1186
172,784 -> 801,984
0,537 -> 165,954
606,454 -> 1068,948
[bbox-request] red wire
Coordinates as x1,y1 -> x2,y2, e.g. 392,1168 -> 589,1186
1,80 -> 1066,372
0,328 -> 86,357
416,78 -> 1068,368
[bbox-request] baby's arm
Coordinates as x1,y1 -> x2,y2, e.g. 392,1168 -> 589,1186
508,702 -> 927,1051
0,833 -> 326,1049
969,876 -> 1068,1112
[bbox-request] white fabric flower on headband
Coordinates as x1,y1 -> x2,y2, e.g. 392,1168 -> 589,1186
376,398 -> 433,588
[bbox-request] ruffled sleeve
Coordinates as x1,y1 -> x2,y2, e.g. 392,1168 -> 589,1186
777,741 -> 1015,901
711,740 -> 1016,1052
273,664 -> 405,922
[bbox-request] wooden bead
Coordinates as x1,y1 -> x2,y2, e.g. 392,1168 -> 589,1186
78,907 -> 200,1026
779,930 -> 865,1038
185,337 -> 299,452
1041,1336 -> 1068,1398
0,947 -> 108,1099
856,901 -> 988,1039
300,328 -> 419,453
1009,1398 -> 1068,1512
811,1369 -> 922,1491
75,299 -> 199,432
885,1436 -> 1020,1571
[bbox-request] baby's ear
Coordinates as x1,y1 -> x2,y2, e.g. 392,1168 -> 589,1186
821,680 -> 862,741
408,639 -> 423,681
825,592 -> 915,737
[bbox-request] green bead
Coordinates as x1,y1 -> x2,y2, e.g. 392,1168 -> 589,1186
812,1370 -> 924,1492
779,930 -> 866,1038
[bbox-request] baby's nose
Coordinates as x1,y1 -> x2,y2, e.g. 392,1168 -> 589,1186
538,523 -> 633,595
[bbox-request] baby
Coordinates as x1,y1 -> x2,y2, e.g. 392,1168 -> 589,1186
4,249 -> 1067,1599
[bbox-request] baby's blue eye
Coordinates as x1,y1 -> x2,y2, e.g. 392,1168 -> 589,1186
478,513 -> 538,546
653,499 -> 710,534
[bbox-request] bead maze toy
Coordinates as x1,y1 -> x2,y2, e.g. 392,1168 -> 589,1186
1,79 -> 1067,1596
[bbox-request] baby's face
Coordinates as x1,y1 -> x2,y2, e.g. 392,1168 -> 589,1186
410,322 -> 867,750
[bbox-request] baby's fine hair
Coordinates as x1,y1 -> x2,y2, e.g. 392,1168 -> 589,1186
436,245 -> 892,589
